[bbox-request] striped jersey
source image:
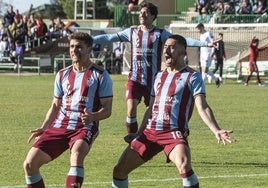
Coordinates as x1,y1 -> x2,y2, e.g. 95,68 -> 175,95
93,27 -> 208,88
52,64 -> 113,130
147,68 -> 205,131
118,27 -> 170,88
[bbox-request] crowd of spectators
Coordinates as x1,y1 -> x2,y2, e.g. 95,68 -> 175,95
196,0 -> 268,15
0,5 -> 70,61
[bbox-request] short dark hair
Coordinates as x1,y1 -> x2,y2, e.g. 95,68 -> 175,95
68,32 -> 93,47
139,2 -> 158,20
253,38 -> 259,43
168,35 -> 187,50
196,23 -> 204,29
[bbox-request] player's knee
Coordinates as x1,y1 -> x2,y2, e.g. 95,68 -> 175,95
23,159 -> 35,175
113,164 -> 128,179
175,158 -> 191,174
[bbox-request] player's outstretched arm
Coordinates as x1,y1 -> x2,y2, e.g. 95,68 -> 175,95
214,129 -> 236,145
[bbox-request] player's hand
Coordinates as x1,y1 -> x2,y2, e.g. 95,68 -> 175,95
207,39 -> 220,47
124,133 -> 138,143
81,108 -> 93,125
27,128 -> 44,144
215,130 -> 236,145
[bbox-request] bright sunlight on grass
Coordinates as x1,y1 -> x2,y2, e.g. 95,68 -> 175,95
0,74 -> 267,188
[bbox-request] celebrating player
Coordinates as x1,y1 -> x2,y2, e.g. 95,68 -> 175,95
112,34 -> 236,188
23,32 -> 113,188
94,2 -> 216,136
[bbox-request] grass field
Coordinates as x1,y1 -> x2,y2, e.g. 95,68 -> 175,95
0,74 -> 267,188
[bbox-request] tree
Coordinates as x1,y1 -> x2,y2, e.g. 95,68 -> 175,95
57,0 -> 74,19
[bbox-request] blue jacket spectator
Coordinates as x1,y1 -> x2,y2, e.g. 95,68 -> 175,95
237,0 -> 252,14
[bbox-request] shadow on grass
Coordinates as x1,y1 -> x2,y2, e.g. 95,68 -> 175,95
142,161 -> 268,168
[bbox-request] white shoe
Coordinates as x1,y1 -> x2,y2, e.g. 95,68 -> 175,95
258,83 -> 265,87
244,83 -> 248,86
207,75 -> 212,84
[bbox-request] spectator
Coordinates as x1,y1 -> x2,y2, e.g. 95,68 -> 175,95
11,40 -> 24,71
53,16 -> 65,39
48,18 -> 56,33
113,42 -> 124,74
14,9 -> 23,22
212,1 -> 225,23
223,2 -> 236,14
237,0 -> 252,14
20,15 -> 29,49
4,36 -> 15,57
0,35 -> 8,59
215,1 -> 225,14
33,17 -> 49,44
0,22 -> 7,41
3,5 -> 15,28
47,18 -> 56,41
8,16 -> 20,38
27,13 -> 37,48
97,44 -> 112,72
195,0 -> 211,15
92,43 -> 101,58
253,0 -> 267,14
128,0 -> 139,12
14,30 -> 25,52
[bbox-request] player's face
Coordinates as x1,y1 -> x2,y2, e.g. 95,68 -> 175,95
163,38 -> 185,68
69,39 -> 90,64
196,27 -> 203,34
139,7 -> 154,26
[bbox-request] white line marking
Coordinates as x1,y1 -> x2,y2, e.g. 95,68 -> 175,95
1,173 -> 267,188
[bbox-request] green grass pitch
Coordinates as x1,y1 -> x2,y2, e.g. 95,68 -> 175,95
0,74 -> 267,188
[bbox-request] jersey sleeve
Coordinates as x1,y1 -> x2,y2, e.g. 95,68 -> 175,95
93,33 -> 119,46
185,37 -> 207,47
189,72 -> 206,96
54,72 -> 64,99
99,70 -> 113,98
161,29 -> 172,42
93,28 -> 131,45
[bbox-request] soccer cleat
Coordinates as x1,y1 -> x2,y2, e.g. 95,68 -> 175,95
258,83 -> 265,87
244,83 -> 248,86
215,78 -> 221,88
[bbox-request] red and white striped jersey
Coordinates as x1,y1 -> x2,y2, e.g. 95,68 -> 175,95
52,64 -> 113,130
147,68 -> 205,131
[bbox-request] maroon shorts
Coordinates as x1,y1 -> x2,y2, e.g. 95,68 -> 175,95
130,128 -> 188,162
125,80 -> 150,106
33,126 -> 98,160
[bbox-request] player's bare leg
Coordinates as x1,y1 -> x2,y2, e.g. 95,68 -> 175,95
112,146 -> 145,187
66,139 -> 90,188
125,99 -> 139,133
23,147 -> 52,188
169,144 -> 199,188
